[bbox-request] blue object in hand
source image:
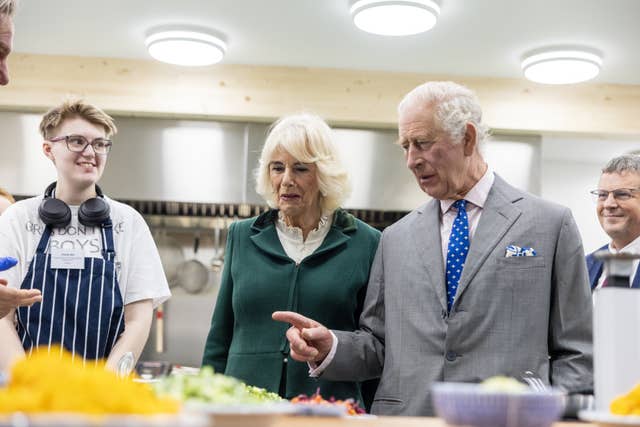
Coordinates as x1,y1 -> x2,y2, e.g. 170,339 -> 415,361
0,256 -> 18,271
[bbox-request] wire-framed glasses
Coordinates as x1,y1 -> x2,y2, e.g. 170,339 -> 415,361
48,134 -> 113,155
589,188 -> 640,202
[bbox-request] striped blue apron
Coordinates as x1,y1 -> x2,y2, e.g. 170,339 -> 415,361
16,219 -> 125,361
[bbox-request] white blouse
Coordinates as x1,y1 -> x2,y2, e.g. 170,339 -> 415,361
275,211 -> 333,264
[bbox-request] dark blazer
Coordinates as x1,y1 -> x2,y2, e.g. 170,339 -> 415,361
586,244 -> 640,289
202,208 -> 380,401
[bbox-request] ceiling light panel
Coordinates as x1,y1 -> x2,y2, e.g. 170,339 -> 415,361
145,28 -> 227,67
350,0 -> 440,36
521,49 -> 602,85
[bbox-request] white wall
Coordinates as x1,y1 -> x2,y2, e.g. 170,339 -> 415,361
540,135 -> 640,254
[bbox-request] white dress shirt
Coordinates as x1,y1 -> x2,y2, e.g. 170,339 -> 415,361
439,169 -> 495,265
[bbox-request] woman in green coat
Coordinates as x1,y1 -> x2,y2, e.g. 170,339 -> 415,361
202,113 -> 381,405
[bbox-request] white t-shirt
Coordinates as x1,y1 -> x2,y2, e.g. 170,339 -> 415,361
0,195 -> 170,308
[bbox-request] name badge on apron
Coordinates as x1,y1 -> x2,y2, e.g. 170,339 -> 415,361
50,247 -> 85,270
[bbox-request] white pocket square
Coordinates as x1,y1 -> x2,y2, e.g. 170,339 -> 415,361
505,245 -> 537,257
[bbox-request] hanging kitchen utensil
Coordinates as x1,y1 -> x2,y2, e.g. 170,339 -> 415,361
210,218 -> 224,272
155,228 -> 184,288
177,230 -> 209,294
155,303 -> 165,353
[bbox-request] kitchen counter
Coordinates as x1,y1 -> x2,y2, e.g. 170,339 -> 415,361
208,415 -> 593,427
0,413 -> 597,427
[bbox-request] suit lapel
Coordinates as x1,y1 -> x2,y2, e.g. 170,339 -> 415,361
588,260 -> 603,289
454,176 -> 522,303
586,248 -> 606,290
632,263 -> 640,289
412,199 -> 447,312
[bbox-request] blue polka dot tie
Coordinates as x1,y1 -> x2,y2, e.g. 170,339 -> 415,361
446,199 -> 470,312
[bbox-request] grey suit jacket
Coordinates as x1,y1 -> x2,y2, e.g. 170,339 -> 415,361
323,174 -> 593,416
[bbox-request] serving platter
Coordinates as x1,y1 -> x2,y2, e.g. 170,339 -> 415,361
290,403 -> 348,417
184,401 -> 350,417
183,401 -> 298,416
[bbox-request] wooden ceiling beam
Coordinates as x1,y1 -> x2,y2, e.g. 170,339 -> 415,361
1,53 -> 639,136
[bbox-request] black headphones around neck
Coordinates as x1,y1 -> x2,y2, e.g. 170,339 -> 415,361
39,182 -> 111,228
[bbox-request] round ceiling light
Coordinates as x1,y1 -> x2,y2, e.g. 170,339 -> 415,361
350,0 -> 440,36
521,48 -> 602,85
145,27 -> 227,66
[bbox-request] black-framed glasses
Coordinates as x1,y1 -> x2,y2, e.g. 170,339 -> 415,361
48,134 -> 113,155
589,188 -> 640,202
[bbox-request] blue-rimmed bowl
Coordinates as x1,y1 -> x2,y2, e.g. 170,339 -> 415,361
431,382 -> 565,427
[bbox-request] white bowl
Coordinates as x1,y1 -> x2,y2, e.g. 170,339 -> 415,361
431,382 -> 565,427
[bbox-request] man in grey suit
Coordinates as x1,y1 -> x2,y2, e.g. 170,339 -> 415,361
274,81 -> 593,415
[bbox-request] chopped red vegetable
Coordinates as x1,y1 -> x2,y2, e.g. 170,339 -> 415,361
291,388 -> 366,415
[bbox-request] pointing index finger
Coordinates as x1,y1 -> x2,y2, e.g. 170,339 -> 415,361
272,311 -> 316,329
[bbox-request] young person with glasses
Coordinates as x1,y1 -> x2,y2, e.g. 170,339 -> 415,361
587,154 -> 640,290
0,100 -> 170,372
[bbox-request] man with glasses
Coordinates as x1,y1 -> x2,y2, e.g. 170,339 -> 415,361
0,100 -> 170,372
587,154 -> 640,290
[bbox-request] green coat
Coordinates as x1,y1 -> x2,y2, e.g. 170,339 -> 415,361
202,208 -> 381,402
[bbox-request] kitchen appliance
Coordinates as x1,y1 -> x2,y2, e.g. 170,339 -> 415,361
593,251 -> 640,411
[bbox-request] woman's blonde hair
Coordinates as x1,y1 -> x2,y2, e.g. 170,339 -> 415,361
0,0 -> 17,17
39,99 -> 117,139
255,113 -> 351,215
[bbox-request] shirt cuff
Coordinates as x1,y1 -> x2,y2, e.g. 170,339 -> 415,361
307,331 -> 338,378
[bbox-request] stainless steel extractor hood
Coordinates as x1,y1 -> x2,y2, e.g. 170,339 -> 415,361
0,112 -> 540,211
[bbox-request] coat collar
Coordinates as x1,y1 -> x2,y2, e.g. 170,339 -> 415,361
249,208 -> 357,262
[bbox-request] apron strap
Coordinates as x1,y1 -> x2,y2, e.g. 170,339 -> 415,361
101,219 -> 116,261
36,226 -> 53,254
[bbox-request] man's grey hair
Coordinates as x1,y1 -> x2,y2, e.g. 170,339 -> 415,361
602,154 -> 640,174
398,81 -> 490,145
0,0 -> 17,17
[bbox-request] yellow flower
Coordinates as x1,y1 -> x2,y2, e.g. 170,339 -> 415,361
611,384 -> 640,415
0,346 -> 178,415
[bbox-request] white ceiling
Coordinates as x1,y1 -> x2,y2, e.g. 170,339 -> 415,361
13,0 -> 640,85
